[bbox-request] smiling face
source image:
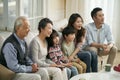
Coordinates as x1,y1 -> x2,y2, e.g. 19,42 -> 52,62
65,33 -> 75,42
41,23 -> 53,38
53,36 -> 60,45
73,17 -> 83,30
17,20 -> 30,39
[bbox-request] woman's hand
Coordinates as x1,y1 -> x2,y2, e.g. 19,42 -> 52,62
49,64 -> 58,67
74,58 -> 81,63
68,56 -> 74,62
62,62 -> 72,67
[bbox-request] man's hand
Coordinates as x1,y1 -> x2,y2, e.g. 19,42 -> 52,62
101,44 -> 107,49
32,63 -> 38,73
103,45 -> 111,54
101,44 -> 112,54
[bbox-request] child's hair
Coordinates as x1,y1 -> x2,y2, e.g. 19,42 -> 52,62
62,26 -> 76,39
76,27 -> 86,43
46,29 -> 59,47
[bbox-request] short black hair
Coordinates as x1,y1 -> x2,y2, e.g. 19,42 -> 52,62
91,7 -> 102,19
38,18 -> 53,32
62,26 -> 76,39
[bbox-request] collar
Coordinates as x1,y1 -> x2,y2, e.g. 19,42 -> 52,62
92,22 -> 105,31
14,33 -> 25,44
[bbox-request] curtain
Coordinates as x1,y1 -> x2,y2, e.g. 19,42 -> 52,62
66,0 -> 120,50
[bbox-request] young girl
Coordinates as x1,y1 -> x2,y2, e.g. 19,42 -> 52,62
62,26 -> 86,74
46,29 -> 78,79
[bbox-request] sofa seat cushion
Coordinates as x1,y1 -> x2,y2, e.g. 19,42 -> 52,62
0,64 -> 15,80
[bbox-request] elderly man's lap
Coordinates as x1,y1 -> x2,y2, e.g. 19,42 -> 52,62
13,73 -> 41,80
13,68 -> 50,80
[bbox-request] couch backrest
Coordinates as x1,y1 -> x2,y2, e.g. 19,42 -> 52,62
0,35 -> 5,54
53,18 -> 68,31
25,31 -> 37,47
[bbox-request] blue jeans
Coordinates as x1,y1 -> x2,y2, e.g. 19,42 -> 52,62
77,51 -> 98,72
66,66 -> 78,79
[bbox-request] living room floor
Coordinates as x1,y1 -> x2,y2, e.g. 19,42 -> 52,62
98,52 -> 120,71
113,52 -> 120,66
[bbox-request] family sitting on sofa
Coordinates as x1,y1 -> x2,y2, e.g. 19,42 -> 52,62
0,7 -> 117,80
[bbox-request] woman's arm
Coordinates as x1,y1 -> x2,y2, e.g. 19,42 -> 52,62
30,39 -> 51,67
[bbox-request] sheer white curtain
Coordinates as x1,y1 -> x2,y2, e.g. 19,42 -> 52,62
66,0 -> 120,49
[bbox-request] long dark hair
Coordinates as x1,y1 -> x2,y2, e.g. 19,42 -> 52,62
76,27 -> 86,43
67,13 -> 85,43
46,29 -> 59,48
67,13 -> 83,27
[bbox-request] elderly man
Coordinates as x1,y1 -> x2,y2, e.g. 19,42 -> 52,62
0,16 -> 48,80
84,7 -> 117,66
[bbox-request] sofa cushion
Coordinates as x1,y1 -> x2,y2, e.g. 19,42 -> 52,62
0,64 -> 15,80
0,35 -> 5,53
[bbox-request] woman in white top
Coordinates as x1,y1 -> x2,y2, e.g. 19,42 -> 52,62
29,18 -> 64,80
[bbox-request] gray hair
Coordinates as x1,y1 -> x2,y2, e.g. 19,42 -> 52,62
14,16 -> 28,32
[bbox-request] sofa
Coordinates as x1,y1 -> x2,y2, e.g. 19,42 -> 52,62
0,18 -> 107,80
0,18 -> 68,80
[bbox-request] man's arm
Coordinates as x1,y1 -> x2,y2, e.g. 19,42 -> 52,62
104,25 -> 114,52
85,25 -> 104,48
90,42 -> 104,48
3,43 -> 32,73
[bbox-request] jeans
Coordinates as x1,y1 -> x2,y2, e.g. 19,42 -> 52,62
66,66 -> 78,79
77,51 -> 98,72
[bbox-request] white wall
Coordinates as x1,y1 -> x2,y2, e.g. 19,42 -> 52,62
46,0 -> 65,21
112,0 -> 120,50
66,0 -> 85,19
66,0 -> 120,50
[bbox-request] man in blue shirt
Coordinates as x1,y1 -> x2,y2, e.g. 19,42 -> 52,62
0,16 -> 48,80
84,7 -> 117,66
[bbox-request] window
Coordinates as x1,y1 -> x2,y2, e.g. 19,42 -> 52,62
0,0 -> 4,30
8,0 -> 16,30
0,0 -> 44,31
21,0 -> 44,30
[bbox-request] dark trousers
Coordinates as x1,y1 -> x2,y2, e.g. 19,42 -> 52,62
77,51 -> 98,72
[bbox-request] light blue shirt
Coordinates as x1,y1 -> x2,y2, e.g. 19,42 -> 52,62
85,22 -> 114,46
3,33 -> 33,73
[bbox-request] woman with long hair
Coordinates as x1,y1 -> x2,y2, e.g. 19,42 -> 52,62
67,13 -> 98,72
